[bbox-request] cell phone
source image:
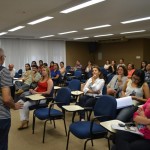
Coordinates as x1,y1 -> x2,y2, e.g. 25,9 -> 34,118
118,123 -> 125,127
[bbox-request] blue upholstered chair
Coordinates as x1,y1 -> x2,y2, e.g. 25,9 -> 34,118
32,87 -> 71,143
68,79 -> 81,103
66,95 -> 117,150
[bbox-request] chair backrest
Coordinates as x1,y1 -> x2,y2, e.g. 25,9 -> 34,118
66,66 -> 71,73
74,70 -> 82,79
68,79 -> 81,91
55,87 -> 71,107
14,69 -> 23,78
94,95 -> 117,121
102,84 -> 107,95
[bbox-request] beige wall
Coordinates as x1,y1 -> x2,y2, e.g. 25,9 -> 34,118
143,39 -> 150,62
66,39 -> 150,69
66,41 -> 93,68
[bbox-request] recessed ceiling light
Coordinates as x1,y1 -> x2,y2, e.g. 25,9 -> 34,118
60,0 -> 105,14
74,37 -> 89,40
0,32 -> 8,36
58,31 -> 77,35
94,34 -> 114,37
84,24 -> 111,30
28,16 -> 53,25
40,35 -> 55,39
120,30 -> 146,34
121,16 -> 150,24
8,26 -> 25,32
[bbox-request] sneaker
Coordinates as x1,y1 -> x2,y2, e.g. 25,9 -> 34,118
81,119 -> 85,121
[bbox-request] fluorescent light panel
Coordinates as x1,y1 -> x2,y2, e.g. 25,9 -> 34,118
28,16 -> 53,25
120,30 -> 146,34
40,35 -> 54,39
0,32 -> 8,36
94,34 -> 114,37
58,31 -> 77,35
8,26 -> 25,32
84,24 -> 111,30
121,16 -> 150,24
74,37 -> 89,40
60,0 -> 105,14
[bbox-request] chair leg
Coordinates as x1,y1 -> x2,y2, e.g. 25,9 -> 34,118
63,118 -> 67,136
43,120 -> 48,143
107,138 -> 110,150
91,139 -> 94,146
66,130 -> 70,150
84,139 -> 91,150
53,120 -> 56,128
32,113 -> 35,134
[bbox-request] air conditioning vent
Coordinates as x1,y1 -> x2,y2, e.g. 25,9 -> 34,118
99,37 -> 128,43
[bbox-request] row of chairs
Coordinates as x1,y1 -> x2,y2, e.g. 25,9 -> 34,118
29,86 -> 117,150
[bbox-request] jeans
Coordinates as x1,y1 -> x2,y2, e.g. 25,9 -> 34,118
116,106 -> 138,122
78,95 -> 96,119
0,118 -> 11,150
111,131 -> 150,150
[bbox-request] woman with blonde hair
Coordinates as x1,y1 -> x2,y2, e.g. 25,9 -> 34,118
18,66 -> 53,130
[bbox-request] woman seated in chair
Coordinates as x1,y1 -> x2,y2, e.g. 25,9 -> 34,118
51,63 -> 62,86
111,98 -> 150,150
18,66 -> 53,130
116,69 -> 150,122
107,66 -> 128,98
78,65 -> 105,121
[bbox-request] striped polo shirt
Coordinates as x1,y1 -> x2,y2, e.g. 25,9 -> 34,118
0,67 -> 13,119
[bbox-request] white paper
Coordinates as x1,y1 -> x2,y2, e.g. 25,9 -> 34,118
116,96 -> 133,109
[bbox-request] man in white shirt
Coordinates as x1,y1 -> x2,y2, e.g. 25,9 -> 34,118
8,64 -> 16,78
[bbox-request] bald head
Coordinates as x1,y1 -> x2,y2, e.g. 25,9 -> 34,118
8,64 -> 14,71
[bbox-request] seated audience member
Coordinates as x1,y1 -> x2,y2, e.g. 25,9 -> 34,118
141,60 -> 147,72
111,60 -> 117,74
49,61 -> 54,71
104,60 -> 111,70
111,98 -> 150,150
15,64 -> 41,95
117,58 -> 126,68
59,61 -> 66,79
127,63 -> 135,79
145,62 -> 150,88
8,64 -> 16,78
78,65 -> 105,121
106,66 -> 114,85
38,60 -> 43,74
85,61 -> 92,79
43,62 -> 48,67
31,61 -> 37,67
51,63 -> 61,86
116,69 -> 150,122
75,60 -> 82,71
18,66 -> 53,130
107,66 -> 128,98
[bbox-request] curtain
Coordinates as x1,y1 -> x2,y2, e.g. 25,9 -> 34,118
0,39 -> 66,71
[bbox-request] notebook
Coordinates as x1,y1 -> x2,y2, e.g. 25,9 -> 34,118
116,96 -> 133,109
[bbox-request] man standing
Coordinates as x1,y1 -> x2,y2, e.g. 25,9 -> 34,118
0,48 -> 23,150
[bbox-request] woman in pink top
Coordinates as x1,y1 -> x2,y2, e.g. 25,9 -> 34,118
127,63 -> 135,79
111,98 -> 150,150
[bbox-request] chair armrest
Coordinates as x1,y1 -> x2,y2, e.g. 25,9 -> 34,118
90,115 -> 112,136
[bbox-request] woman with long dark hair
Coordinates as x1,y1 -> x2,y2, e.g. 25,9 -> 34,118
116,69 -> 150,122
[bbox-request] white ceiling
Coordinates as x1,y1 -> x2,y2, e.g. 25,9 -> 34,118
0,0 -> 150,42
